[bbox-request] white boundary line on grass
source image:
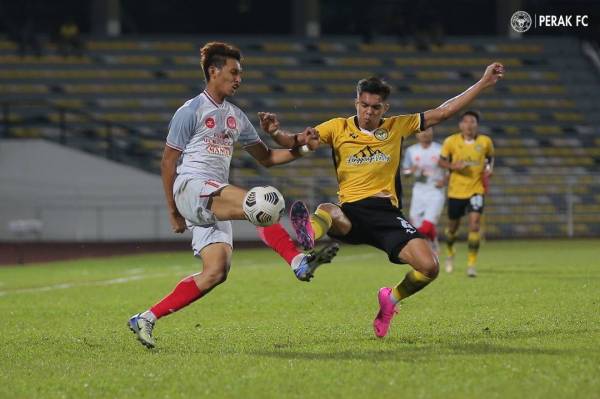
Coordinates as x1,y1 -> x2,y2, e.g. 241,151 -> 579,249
0,252 -> 379,297
0,273 -> 170,297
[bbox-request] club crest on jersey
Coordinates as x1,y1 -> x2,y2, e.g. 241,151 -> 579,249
205,117 -> 216,129
475,144 -> 483,153
373,128 -> 389,141
347,145 -> 391,165
227,116 -> 237,129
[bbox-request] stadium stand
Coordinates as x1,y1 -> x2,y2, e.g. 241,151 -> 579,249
1,36 -> 599,237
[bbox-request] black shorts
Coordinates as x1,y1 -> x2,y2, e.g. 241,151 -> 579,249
328,197 -> 424,264
447,194 -> 485,220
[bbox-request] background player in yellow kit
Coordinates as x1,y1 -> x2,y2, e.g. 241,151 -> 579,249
438,111 -> 495,277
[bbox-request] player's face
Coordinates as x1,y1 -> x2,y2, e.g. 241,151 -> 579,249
417,128 -> 433,144
459,115 -> 478,137
210,58 -> 242,97
355,92 -> 389,130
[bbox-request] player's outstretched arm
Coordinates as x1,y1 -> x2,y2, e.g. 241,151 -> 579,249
258,112 -> 320,150
161,145 -> 186,233
245,128 -> 318,168
423,62 -> 504,129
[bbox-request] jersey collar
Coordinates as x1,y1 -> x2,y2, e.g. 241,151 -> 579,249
351,115 -> 385,135
203,90 -> 224,108
461,132 -> 479,143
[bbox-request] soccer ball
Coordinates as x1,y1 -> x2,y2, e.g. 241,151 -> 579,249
243,186 -> 285,227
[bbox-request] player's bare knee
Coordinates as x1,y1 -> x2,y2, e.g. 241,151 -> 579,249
204,266 -> 229,286
415,253 -> 439,279
424,256 -> 440,279
317,203 -> 338,218
318,202 -> 351,234
469,222 -> 481,232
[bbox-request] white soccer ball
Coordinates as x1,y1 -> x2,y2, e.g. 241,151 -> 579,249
243,186 -> 285,227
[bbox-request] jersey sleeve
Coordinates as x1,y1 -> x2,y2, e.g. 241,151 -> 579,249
440,137 -> 453,160
166,106 -> 196,151
390,113 -> 424,138
314,118 -> 341,145
238,112 -> 263,148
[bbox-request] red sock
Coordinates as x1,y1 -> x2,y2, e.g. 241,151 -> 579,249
257,224 -> 300,265
150,275 -> 203,319
418,220 -> 437,241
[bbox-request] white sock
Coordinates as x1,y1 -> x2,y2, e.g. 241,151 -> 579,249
290,253 -> 306,271
141,310 -> 157,323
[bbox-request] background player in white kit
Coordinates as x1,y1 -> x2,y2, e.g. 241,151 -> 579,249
402,127 -> 446,254
127,42 -> 337,349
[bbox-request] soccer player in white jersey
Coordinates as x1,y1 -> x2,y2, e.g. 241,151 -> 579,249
127,42 -> 338,349
402,127 -> 446,254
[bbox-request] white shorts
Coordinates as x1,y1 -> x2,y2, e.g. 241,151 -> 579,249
174,178 -> 233,255
409,186 -> 445,228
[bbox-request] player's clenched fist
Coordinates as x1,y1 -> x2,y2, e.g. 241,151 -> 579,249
258,112 -> 280,134
300,127 -> 320,150
480,62 -> 505,88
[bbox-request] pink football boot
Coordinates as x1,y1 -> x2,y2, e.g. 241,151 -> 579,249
290,200 -> 315,250
373,287 -> 398,338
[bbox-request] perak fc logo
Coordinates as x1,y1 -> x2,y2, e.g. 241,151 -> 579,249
511,11 -> 532,33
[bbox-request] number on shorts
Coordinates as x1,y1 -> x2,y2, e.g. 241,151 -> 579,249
396,217 -> 417,234
470,195 -> 483,210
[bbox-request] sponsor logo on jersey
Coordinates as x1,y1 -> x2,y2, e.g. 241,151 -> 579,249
373,128 -> 389,141
205,117 -> 216,129
204,131 -> 233,156
227,116 -> 237,129
347,146 -> 391,165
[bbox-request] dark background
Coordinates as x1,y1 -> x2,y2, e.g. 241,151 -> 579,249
0,0 -> 598,38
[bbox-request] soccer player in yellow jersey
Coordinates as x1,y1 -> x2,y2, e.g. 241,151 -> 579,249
259,63 -> 504,338
439,111 -> 494,277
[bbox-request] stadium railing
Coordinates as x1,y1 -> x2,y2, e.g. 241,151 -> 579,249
1,99 -> 154,170
1,173 -> 598,241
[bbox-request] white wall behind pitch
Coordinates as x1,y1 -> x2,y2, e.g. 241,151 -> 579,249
0,140 -> 262,242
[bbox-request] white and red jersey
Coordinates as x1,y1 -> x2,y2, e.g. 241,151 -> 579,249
402,141 -> 445,191
166,90 -> 263,194
403,141 -> 445,227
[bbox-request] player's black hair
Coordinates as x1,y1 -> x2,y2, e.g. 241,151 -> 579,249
459,110 -> 481,123
356,77 -> 391,100
200,42 -> 242,82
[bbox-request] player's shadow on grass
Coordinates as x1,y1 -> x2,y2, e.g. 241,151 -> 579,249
253,343 -> 567,362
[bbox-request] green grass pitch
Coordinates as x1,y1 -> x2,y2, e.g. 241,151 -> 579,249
0,240 -> 598,398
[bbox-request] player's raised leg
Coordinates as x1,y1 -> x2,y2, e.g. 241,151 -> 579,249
289,201 -> 337,250
373,238 -> 439,338
257,224 -> 339,281
290,201 -> 316,250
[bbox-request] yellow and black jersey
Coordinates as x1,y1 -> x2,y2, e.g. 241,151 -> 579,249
315,113 -> 423,207
440,132 -> 494,199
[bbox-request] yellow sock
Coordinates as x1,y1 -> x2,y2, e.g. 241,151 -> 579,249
310,208 -> 332,240
467,231 -> 480,267
445,228 -> 457,257
390,270 -> 433,304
